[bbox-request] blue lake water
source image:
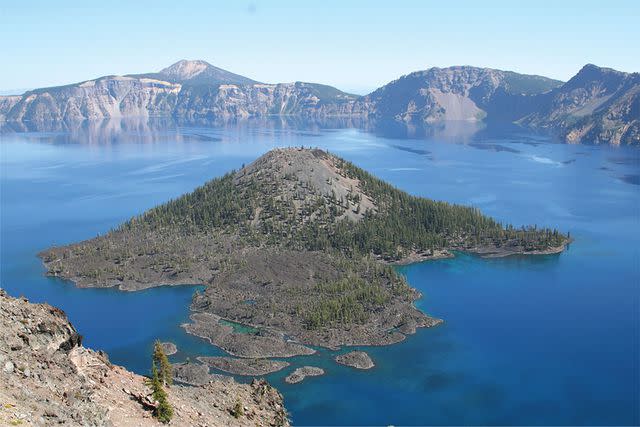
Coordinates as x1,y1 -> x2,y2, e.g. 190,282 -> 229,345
1,119 -> 638,425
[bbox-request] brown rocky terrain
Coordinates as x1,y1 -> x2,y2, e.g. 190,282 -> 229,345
0,290 -> 288,426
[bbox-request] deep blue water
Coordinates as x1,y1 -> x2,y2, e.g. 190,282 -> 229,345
1,119 -> 638,425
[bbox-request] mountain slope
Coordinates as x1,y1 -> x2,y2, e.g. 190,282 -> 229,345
39,148 -> 567,352
131,59 -> 259,86
0,290 -> 288,426
518,64 -> 640,145
360,66 -> 563,123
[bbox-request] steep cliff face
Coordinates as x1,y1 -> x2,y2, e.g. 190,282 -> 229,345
2,76 -> 180,122
518,64 -> 640,145
173,81 -> 359,120
0,290 -> 289,426
361,66 -> 561,123
0,60 -> 357,122
0,95 -> 20,121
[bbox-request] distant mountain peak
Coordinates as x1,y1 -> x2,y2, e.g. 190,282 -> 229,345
160,59 -> 214,80
573,63 -> 629,80
157,59 -> 258,85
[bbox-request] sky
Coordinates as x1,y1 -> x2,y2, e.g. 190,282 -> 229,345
1,0 -> 638,95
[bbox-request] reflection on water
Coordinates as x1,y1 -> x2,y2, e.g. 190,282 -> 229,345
1,116 -> 497,145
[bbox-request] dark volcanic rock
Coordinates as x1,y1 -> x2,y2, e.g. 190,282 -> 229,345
335,351 -> 375,369
172,361 -> 232,386
183,313 -> 316,358
198,356 -> 290,376
284,366 -> 325,384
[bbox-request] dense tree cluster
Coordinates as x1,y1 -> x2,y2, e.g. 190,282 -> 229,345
120,152 -> 567,263
304,263 -> 411,329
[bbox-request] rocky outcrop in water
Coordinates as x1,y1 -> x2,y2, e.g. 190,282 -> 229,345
284,366 -> 325,384
335,351 -> 375,369
198,356 -> 290,376
0,290 -> 289,426
160,342 -> 177,356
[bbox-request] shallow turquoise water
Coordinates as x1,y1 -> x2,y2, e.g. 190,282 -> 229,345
1,120 -> 638,425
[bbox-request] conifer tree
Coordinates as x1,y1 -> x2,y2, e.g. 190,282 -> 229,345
147,359 -> 173,423
153,340 -> 173,386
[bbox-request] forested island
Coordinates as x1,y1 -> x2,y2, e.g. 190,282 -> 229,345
40,148 -> 569,358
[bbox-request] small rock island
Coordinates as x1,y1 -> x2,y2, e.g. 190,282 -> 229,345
198,356 -> 290,376
39,148 -> 569,360
335,351 -> 375,370
160,341 -> 177,356
285,366 -> 325,384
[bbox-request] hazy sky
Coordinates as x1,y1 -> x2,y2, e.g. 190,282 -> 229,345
1,0 -> 638,94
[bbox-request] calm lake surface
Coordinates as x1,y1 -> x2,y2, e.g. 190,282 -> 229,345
1,119 -> 638,425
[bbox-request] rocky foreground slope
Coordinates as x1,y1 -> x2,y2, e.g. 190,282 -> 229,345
0,60 -> 636,144
0,290 -> 288,426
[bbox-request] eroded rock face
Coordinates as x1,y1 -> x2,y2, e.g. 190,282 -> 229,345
361,66 -> 562,123
518,64 -> 640,145
173,81 -> 361,121
2,77 -> 180,122
0,290 -> 289,426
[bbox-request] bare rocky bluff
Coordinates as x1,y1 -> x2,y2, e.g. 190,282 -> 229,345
0,290 -> 288,426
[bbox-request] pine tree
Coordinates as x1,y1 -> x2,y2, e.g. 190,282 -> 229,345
148,360 -> 173,423
155,388 -> 174,424
153,341 -> 173,386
